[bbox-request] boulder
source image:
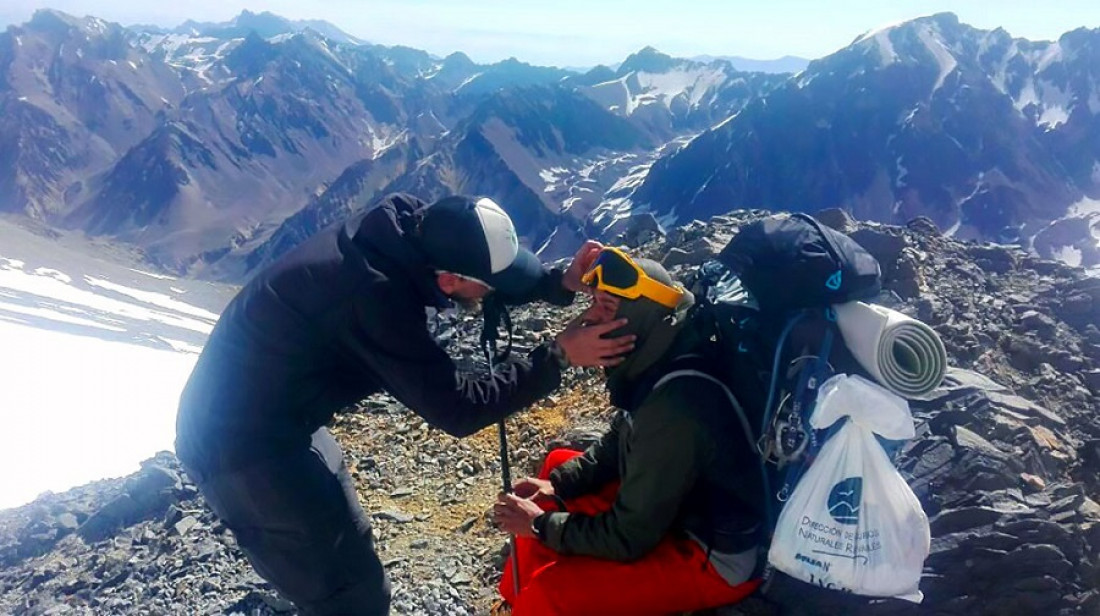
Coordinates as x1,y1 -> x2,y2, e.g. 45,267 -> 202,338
816,208 -> 855,232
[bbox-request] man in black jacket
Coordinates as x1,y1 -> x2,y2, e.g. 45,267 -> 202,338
175,193 -> 633,615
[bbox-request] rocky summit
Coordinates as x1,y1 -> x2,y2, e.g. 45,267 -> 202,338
1,211 -> 1099,615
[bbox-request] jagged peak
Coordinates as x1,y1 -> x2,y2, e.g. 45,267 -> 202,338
853,12 -> 969,46
495,56 -> 527,68
583,64 -> 617,79
442,51 -> 475,68
634,45 -> 666,57
230,10 -> 292,31
160,10 -> 359,45
28,9 -> 115,36
618,46 -> 681,75
29,8 -> 81,29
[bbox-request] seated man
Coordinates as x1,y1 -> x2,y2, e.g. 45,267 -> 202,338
493,248 -> 765,616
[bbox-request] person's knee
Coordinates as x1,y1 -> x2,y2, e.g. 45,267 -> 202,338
539,448 -> 583,478
299,575 -> 392,616
512,577 -> 556,616
512,564 -> 588,616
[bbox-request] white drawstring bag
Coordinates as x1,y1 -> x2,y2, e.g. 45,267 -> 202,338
767,374 -> 930,602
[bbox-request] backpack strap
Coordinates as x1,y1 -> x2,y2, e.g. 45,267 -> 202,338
651,368 -> 774,538
653,370 -> 757,452
753,309 -> 839,526
774,314 -> 836,504
757,311 -> 808,458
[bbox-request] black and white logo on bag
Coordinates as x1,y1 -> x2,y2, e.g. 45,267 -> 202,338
827,477 -> 862,525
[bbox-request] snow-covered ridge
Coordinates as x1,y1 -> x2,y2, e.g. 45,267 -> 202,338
848,12 -> 1090,131
580,63 -> 731,117
852,16 -> 959,91
0,219 -> 237,509
134,32 -> 242,87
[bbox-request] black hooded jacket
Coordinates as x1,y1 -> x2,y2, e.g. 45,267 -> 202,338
176,193 -> 573,475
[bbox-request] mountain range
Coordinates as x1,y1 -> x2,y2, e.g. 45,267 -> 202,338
1,9 -> 1098,279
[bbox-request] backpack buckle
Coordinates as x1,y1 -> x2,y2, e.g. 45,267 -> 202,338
774,419 -> 808,466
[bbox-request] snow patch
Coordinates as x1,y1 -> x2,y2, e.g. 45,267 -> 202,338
1039,105 -> 1069,129
0,300 -> 125,331
854,21 -> 903,66
158,337 -> 204,354
634,67 -> 728,109
916,26 -> 957,93
945,218 -> 962,237
1071,196 -> 1100,216
32,268 -> 71,284
902,107 -> 920,126
711,111 -> 742,131
1052,245 -> 1083,267
535,227 -> 558,255
0,238 -> 230,508
946,181 -> 982,238
456,72 -> 484,92
588,135 -> 695,233
539,167 -> 570,193
584,67 -> 728,116
1036,42 -> 1063,72
310,37 -> 342,65
84,277 -> 220,321
1015,79 -> 1040,113
0,261 -> 215,335
872,29 -> 899,65
0,320 -> 200,508
896,156 -> 909,187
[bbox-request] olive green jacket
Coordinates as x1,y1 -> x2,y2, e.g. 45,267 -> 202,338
539,375 -> 763,562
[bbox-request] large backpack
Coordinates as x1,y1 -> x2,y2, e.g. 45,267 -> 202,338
675,213 -> 884,535
718,212 -> 882,314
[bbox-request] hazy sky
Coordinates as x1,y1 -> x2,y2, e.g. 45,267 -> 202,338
2,1 -> 1098,67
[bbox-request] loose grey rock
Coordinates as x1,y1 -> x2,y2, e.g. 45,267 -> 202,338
374,510 -> 414,524
172,516 -> 199,536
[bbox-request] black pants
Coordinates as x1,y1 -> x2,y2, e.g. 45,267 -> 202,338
184,429 -> 391,615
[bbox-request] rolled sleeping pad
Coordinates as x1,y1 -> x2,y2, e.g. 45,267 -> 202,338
833,301 -> 947,398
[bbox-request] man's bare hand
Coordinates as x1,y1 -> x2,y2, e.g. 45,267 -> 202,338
512,477 -> 555,500
562,240 -> 604,294
492,493 -> 543,538
556,317 -> 635,367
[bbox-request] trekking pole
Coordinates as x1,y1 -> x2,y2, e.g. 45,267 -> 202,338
498,416 -> 521,597
482,331 -> 521,597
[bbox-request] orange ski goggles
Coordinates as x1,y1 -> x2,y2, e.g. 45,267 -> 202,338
580,247 -> 684,309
